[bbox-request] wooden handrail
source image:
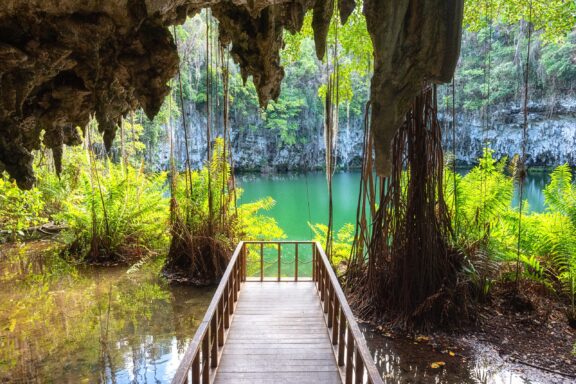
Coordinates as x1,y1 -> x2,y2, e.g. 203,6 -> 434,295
313,242 -> 384,384
171,240 -> 383,384
171,242 -> 245,384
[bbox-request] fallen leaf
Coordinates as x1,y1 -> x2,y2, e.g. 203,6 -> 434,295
430,361 -> 446,369
449,351 -> 455,357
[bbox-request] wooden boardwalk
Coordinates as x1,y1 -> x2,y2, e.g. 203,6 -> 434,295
215,282 -> 340,383
172,241 -> 383,384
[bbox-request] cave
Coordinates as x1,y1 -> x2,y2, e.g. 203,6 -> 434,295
0,0 -> 463,189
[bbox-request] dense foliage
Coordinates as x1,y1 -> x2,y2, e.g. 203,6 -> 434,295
121,7 -> 576,173
448,28 -> 576,113
443,150 -> 576,319
0,129 -> 283,269
59,158 -> 169,264
164,137 -> 284,282
0,178 -> 45,242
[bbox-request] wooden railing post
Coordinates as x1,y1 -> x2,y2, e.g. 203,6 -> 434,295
294,243 -> 299,281
260,242 -> 264,281
355,347 -> 364,384
312,244 -> 317,282
277,243 -> 281,282
346,326 -> 354,384
332,297 -> 339,345
228,279 -> 234,317
338,308 -> 346,365
232,263 -> 238,303
192,353 -> 200,383
327,284 -> 333,325
211,314 -> 218,368
235,260 -> 240,299
319,263 -> 325,302
218,299 -> 224,346
224,285 -> 230,329
202,336 -> 209,384
241,243 -> 246,282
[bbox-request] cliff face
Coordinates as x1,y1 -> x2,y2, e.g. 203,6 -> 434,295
159,98 -> 576,172
153,101 -> 364,172
442,98 -> 576,166
0,0 -> 464,188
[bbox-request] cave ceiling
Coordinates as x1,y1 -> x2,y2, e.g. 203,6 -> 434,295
0,0 -> 463,189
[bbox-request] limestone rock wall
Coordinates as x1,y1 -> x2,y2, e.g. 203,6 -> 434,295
442,98 -> 576,167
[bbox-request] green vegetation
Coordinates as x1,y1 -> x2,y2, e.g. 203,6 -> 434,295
450,154 -> 576,307
58,158 -> 169,264
1,3 -> 575,380
464,0 -> 576,42
450,27 -> 576,112
0,129 -> 283,269
0,178 -> 45,242
310,222 -> 354,269
164,138 -> 284,283
124,9 -> 576,173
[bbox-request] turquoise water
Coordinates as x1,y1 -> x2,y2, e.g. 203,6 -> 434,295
238,171 -> 550,240
238,172 -> 362,240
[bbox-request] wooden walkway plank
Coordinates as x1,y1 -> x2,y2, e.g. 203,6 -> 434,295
214,282 -> 341,383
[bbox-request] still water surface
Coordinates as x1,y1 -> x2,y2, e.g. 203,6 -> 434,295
238,170 -> 550,240
1,171 -> 559,383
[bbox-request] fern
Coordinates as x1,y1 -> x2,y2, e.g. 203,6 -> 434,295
58,153 -> 169,264
309,222 -> 354,267
445,154 -> 576,303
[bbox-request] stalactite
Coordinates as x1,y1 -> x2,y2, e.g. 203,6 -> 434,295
0,0 -> 464,190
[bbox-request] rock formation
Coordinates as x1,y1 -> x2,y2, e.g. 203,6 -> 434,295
0,0 -> 463,188
364,0 -> 464,175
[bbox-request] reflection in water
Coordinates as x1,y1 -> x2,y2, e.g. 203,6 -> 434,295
511,172 -> 550,213
362,325 -> 475,383
362,325 -> 571,384
0,256 -> 213,383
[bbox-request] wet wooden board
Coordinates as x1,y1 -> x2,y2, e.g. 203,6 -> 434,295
214,282 -> 342,384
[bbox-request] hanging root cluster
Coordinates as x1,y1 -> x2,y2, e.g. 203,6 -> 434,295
162,21 -> 237,286
348,86 -> 470,330
161,139 -> 237,285
163,210 -> 234,286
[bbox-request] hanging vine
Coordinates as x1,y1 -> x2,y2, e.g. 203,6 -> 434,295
324,8 -> 340,259
514,0 -> 533,291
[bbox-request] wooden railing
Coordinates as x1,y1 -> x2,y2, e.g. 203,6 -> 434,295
313,242 -> 383,384
243,240 -> 316,281
171,240 -> 383,384
171,242 -> 245,384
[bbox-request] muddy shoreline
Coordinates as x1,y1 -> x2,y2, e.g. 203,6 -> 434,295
363,282 -> 576,383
